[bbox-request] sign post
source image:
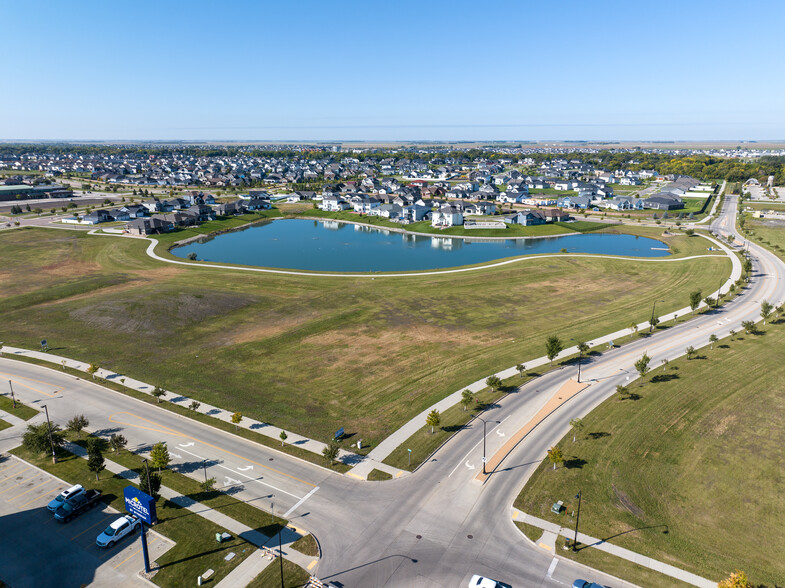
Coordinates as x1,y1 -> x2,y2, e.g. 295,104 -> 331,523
124,486 -> 157,573
40,339 -> 47,352
334,427 -> 344,441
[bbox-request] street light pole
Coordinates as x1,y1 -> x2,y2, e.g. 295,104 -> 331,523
202,459 -> 207,484
41,404 -> 57,464
572,490 -> 582,551
8,380 -> 16,409
576,348 -> 583,383
477,417 -> 500,475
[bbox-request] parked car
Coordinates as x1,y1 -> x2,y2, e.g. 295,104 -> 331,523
96,515 -> 140,547
572,580 -> 609,588
46,484 -> 85,512
53,489 -> 102,522
468,575 -> 511,588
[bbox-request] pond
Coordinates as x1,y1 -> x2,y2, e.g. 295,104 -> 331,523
171,219 -> 669,272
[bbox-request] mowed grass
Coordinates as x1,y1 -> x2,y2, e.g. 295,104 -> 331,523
514,324 -> 785,586
0,227 -> 729,449
247,558 -> 310,587
0,395 -> 39,420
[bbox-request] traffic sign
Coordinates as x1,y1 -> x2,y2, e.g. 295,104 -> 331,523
334,427 -> 344,440
124,486 -> 157,525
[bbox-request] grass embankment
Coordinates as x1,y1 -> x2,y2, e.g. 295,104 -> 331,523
289,533 -> 319,556
247,558 -> 311,587
9,443 -> 256,587
0,395 -> 39,420
366,469 -> 392,481
0,227 -> 729,450
514,323 -> 785,586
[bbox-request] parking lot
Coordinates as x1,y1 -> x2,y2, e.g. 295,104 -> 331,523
0,454 -> 173,587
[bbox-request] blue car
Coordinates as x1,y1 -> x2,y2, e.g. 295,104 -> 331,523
573,580 -> 609,588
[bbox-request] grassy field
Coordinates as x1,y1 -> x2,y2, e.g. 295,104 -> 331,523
290,533 -> 319,556
0,226 -> 729,449
9,443 -> 256,587
0,395 -> 39,420
514,323 -> 785,586
247,558 -> 310,587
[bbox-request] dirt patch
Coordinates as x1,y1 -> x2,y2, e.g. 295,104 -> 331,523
69,290 -> 256,335
612,484 -> 645,519
228,311 -> 322,344
709,414 -> 737,437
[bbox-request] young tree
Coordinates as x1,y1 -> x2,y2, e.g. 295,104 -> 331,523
109,433 -> 127,453
616,384 -> 629,400
485,375 -> 502,392
86,437 -> 106,481
741,320 -> 756,335
718,570 -> 752,588
87,363 -> 99,379
685,346 -> 696,360
628,322 -> 638,340
649,314 -> 660,331
576,341 -> 590,355
689,290 -> 702,313
189,400 -> 201,412
516,364 -> 526,379
569,418 -> 585,443
761,300 -> 773,325
709,334 -> 718,349
547,446 -> 564,470
22,422 -> 66,457
322,441 -> 340,465
151,386 -> 166,403
460,389 -> 475,412
231,412 -> 243,430
279,430 -> 288,446
426,409 -> 441,434
66,414 -> 89,437
634,353 -> 651,380
138,467 -> 162,500
201,476 -> 217,492
545,335 -> 563,365
149,442 -> 171,474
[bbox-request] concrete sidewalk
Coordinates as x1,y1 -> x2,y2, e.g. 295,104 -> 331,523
511,508 -> 716,588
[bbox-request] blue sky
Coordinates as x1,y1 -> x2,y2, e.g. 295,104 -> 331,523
2,1 -> 784,141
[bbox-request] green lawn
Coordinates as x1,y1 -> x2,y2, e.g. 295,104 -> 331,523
0,395 -> 39,420
247,558 -> 310,587
514,324 -> 785,586
0,226 -> 730,450
366,468 -> 392,481
289,533 -> 319,556
9,443 -> 256,587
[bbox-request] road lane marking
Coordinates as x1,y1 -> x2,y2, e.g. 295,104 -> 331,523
447,416 -> 510,478
0,372 -> 58,398
177,446 -> 304,500
307,559 -> 317,570
8,479 -> 51,501
283,485 -> 320,518
18,487 -> 63,509
111,412 -> 316,488
546,557 -> 558,578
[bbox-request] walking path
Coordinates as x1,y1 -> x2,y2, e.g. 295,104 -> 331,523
65,442 -> 318,584
511,508 -> 716,588
366,232 -> 741,467
0,232 -> 739,479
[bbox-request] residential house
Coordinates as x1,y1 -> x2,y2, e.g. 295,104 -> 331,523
431,205 -> 463,227
320,194 -> 351,212
125,217 -> 174,235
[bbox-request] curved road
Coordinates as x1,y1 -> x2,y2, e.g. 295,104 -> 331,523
2,196 -> 781,587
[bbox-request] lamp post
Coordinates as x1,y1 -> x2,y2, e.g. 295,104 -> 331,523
41,404 -> 57,464
572,490 -> 582,551
8,380 -> 16,409
477,416 -> 500,475
202,459 -> 208,484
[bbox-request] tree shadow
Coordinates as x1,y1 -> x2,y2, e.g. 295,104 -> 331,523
442,424 -> 468,433
650,373 -> 680,384
620,392 -> 642,401
477,402 -> 501,411
588,432 -> 610,440
564,457 -> 587,469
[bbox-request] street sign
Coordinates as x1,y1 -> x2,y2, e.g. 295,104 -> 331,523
334,427 -> 344,440
40,339 -> 47,349
123,486 -> 157,525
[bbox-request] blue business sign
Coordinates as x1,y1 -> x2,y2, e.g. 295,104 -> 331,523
334,427 -> 344,440
123,486 -> 157,525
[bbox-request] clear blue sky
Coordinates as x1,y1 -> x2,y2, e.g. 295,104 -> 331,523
2,1 -> 784,142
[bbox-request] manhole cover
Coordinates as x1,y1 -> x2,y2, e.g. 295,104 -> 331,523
416,535 -> 422,539
467,534 -> 473,539
269,458 -> 274,461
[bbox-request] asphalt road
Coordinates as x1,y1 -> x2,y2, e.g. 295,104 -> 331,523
2,195 -> 780,587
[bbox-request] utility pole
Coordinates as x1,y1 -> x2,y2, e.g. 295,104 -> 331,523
41,404 -> 57,464
8,380 -> 16,409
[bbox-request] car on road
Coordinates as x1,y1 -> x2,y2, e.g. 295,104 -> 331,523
46,484 -> 85,512
96,514 -> 140,547
468,575 -> 511,588
572,580 -> 609,588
